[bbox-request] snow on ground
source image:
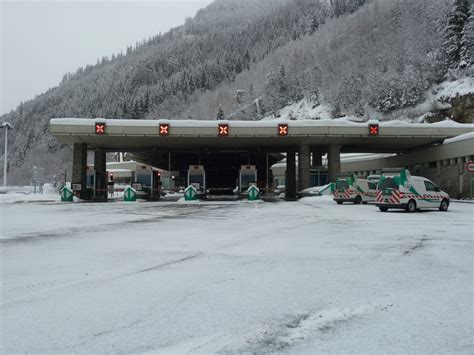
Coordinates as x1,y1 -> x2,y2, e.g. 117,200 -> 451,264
0,184 -> 61,204
0,196 -> 472,354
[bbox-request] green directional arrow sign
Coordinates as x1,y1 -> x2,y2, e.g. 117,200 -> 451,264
184,185 -> 197,201
124,186 -> 137,202
247,185 -> 259,201
61,186 -> 73,202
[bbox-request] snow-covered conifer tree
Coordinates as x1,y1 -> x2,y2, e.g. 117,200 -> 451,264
460,4 -> 473,66
443,0 -> 470,69
308,15 -> 319,34
216,107 -> 225,120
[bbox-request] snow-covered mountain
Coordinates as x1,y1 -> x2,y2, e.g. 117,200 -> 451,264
1,0 -> 473,184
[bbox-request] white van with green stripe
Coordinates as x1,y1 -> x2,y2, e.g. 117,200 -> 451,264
334,174 -> 377,205
375,168 -> 450,212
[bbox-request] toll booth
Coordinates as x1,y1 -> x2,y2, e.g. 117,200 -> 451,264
187,165 -> 206,193
134,165 -> 162,199
85,167 -> 108,201
160,171 -> 180,190
239,165 -> 257,193
108,169 -> 135,187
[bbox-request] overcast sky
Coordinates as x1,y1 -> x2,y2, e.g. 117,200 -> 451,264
0,0 -> 213,115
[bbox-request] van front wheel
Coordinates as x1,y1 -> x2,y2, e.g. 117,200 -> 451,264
439,199 -> 449,211
379,206 -> 388,212
406,199 -> 417,213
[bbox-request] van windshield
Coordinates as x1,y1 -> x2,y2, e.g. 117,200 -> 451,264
378,177 -> 398,190
336,180 -> 350,189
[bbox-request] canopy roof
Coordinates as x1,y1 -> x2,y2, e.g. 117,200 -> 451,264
49,118 -> 474,153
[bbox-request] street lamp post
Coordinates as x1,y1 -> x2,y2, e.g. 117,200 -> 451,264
1,122 -> 13,187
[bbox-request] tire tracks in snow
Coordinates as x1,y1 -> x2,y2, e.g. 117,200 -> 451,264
146,304 -> 394,354
0,252 -> 202,309
220,304 -> 393,354
0,203 -> 232,245
0,208 -> 316,311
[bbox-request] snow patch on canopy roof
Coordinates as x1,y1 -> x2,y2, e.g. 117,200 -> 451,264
443,131 -> 474,144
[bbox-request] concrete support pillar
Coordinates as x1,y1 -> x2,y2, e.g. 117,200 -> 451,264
285,151 -> 297,201
72,143 -> 87,199
298,144 -> 311,191
94,151 -> 106,173
327,145 -> 341,183
255,151 -> 268,193
311,151 -> 323,167
94,150 -> 107,201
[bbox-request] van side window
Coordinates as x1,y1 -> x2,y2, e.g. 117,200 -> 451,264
424,181 -> 438,192
368,182 -> 376,190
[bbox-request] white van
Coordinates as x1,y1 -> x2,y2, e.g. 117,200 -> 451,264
375,168 -> 450,212
367,174 -> 381,185
334,174 -> 377,204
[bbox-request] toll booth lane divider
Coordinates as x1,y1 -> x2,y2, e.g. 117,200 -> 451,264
247,185 -> 260,201
61,186 -> 74,202
123,186 -> 137,202
184,185 -> 198,201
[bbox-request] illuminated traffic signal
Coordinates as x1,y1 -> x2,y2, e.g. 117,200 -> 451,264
159,124 -> 169,136
218,124 -> 229,136
369,123 -> 379,136
278,124 -> 288,136
95,123 -> 106,135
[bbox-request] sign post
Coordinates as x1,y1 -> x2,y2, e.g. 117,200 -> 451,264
467,161 -> 474,199
32,166 -> 45,194
184,185 -> 197,201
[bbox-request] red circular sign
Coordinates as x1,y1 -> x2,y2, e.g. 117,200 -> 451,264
466,161 -> 474,173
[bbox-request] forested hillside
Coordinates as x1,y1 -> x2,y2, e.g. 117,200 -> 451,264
1,0 -> 472,184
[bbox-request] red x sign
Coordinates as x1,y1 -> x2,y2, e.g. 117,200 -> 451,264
159,124 -> 169,136
278,124 -> 288,136
218,124 -> 229,136
95,123 -> 106,135
369,124 -> 379,136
